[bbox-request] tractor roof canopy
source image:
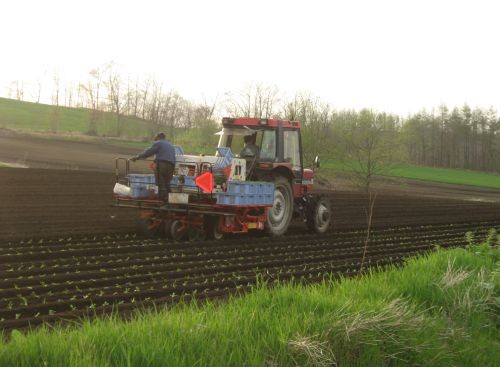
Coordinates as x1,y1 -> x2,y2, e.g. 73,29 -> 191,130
222,117 -> 301,129
214,127 -> 259,136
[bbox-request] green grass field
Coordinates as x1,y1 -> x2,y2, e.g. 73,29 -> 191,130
0,97 -> 152,139
1,236 -> 498,367
0,97 -> 219,154
325,161 -> 500,189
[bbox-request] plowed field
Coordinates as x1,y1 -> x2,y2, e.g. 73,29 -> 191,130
2,168 -> 499,241
1,166 -> 500,332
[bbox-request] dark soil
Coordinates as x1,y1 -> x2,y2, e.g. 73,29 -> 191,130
1,129 -> 500,332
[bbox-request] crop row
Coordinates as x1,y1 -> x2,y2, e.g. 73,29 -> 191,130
0,223 -> 492,285
0,250 -> 419,331
0,234 -> 463,308
1,221 -> 498,332
1,219 -> 496,259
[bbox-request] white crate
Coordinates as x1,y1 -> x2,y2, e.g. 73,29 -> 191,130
168,193 -> 189,204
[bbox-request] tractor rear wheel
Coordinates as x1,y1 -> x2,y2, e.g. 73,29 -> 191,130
169,220 -> 187,241
136,217 -> 161,238
163,220 -> 172,239
266,176 -> 293,236
306,196 -> 331,233
205,216 -> 224,240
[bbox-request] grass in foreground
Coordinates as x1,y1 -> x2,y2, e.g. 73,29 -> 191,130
0,235 -> 499,366
324,160 -> 500,189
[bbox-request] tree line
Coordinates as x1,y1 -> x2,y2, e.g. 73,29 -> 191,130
5,68 -> 499,173
403,105 -> 499,172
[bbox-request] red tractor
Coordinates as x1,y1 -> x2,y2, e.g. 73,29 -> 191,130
114,117 -> 331,239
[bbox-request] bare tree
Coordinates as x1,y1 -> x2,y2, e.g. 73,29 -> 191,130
140,77 -> 153,120
52,74 -> 60,106
281,94 -> 335,165
125,76 -> 132,116
147,80 -> 163,136
133,77 -> 140,117
199,94 -> 218,121
338,109 -> 401,271
9,80 -> 25,101
64,83 -> 74,107
80,68 -> 103,135
105,66 -> 124,136
36,79 -> 42,103
225,83 -> 280,118
160,91 -> 185,142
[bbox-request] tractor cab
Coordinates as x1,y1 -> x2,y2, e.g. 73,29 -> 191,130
216,118 -> 310,191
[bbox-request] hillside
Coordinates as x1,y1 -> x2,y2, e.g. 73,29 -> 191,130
0,97 -> 153,139
0,97 -> 219,154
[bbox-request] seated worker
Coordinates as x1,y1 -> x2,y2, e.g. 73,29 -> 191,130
239,133 -> 260,178
239,133 -> 260,159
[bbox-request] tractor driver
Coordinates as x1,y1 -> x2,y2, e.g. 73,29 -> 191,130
130,132 -> 175,203
239,133 -> 259,160
239,133 -> 259,178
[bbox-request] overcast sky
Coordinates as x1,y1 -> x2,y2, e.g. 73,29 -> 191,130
1,0 -> 499,115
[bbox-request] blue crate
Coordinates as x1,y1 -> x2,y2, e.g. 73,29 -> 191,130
128,174 -> 156,185
173,145 -> 184,155
173,145 -> 186,163
253,182 -> 273,195
215,193 -> 245,205
256,193 -> 274,205
214,147 -> 234,170
128,174 -> 157,198
244,195 -> 255,205
215,191 -> 273,206
130,185 -> 153,198
261,183 -> 274,195
227,181 -> 275,195
215,193 -> 232,205
227,181 -> 255,194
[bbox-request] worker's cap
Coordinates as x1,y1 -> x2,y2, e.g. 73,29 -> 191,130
155,132 -> 166,140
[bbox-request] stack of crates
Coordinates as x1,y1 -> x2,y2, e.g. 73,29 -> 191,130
214,147 -> 234,170
216,181 -> 274,206
128,174 -> 157,198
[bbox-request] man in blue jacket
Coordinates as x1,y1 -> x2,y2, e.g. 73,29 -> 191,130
131,132 -> 175,202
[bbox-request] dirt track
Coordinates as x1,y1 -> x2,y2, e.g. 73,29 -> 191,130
0,168 -> 136,241
0,129 -> 138,171
1,167 -> 500,241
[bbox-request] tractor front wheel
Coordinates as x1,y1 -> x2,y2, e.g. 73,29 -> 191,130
306,196 -> 331,233
266,176 -> 293,236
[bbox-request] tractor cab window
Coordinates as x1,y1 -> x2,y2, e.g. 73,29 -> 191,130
217,128 -> 264,157
284,129 -> 301,170
229,136 -> 245,156
259,130 -> 276,161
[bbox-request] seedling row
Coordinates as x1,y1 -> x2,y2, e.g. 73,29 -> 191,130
1,221 -> 498,332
